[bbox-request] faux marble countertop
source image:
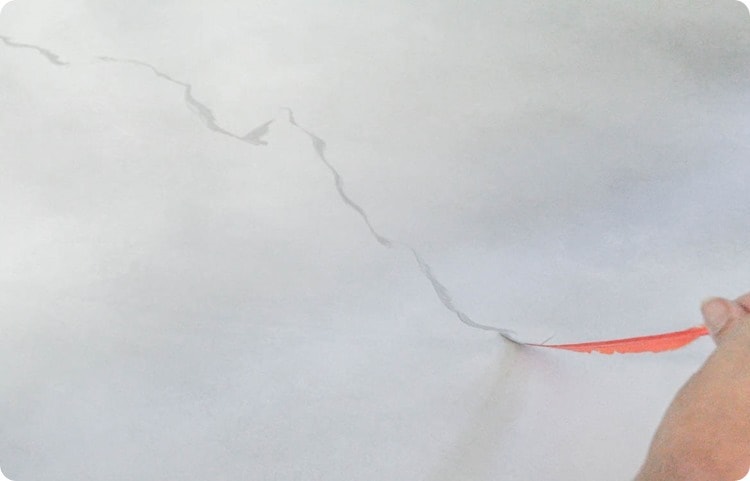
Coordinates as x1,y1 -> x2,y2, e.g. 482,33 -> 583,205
1,1 -> 750,479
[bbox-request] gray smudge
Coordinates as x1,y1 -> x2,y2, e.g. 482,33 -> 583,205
242,120 -> 273,146
0,34 -> 68,65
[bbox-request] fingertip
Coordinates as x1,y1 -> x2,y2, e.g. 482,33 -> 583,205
701,296 -> 750,345
701,297 -> 731,339
735,291 -> 750,313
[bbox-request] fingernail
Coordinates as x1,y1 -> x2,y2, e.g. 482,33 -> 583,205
701,297 -> 730,336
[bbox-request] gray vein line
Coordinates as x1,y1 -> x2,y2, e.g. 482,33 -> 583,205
281,108 -> 519,340
96,56 -> 272,146
0,36 -> 518,340
409,248 -> 518,337
0,34 -> 68,65
283,108 -> 392,247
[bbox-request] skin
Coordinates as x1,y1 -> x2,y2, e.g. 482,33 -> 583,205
635,292 -> 750,481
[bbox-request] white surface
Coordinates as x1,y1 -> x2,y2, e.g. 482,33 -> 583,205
1,1 -> 749,480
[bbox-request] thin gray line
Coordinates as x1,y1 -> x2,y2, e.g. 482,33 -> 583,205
283,108 -> 392,247
0,34 -> 68,65
96,56 -> 272,145
281,108 -> 519,341
409,248 -> 519,337
0,37 -> 519,340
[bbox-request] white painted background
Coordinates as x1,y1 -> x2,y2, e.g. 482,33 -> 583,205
1,1 -> 749,479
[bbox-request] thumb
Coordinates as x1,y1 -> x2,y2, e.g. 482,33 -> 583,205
701,297 -> 750,346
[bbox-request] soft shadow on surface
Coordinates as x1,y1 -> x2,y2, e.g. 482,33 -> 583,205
427,339 -> 529,481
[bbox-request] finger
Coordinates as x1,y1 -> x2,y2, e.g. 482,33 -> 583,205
734,291 -> 750,313
701,297 -> 749,345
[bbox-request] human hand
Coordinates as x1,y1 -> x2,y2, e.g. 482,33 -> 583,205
635,292 -> 750,481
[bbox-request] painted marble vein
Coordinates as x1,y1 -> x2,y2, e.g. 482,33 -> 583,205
0,35 -> 520,339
